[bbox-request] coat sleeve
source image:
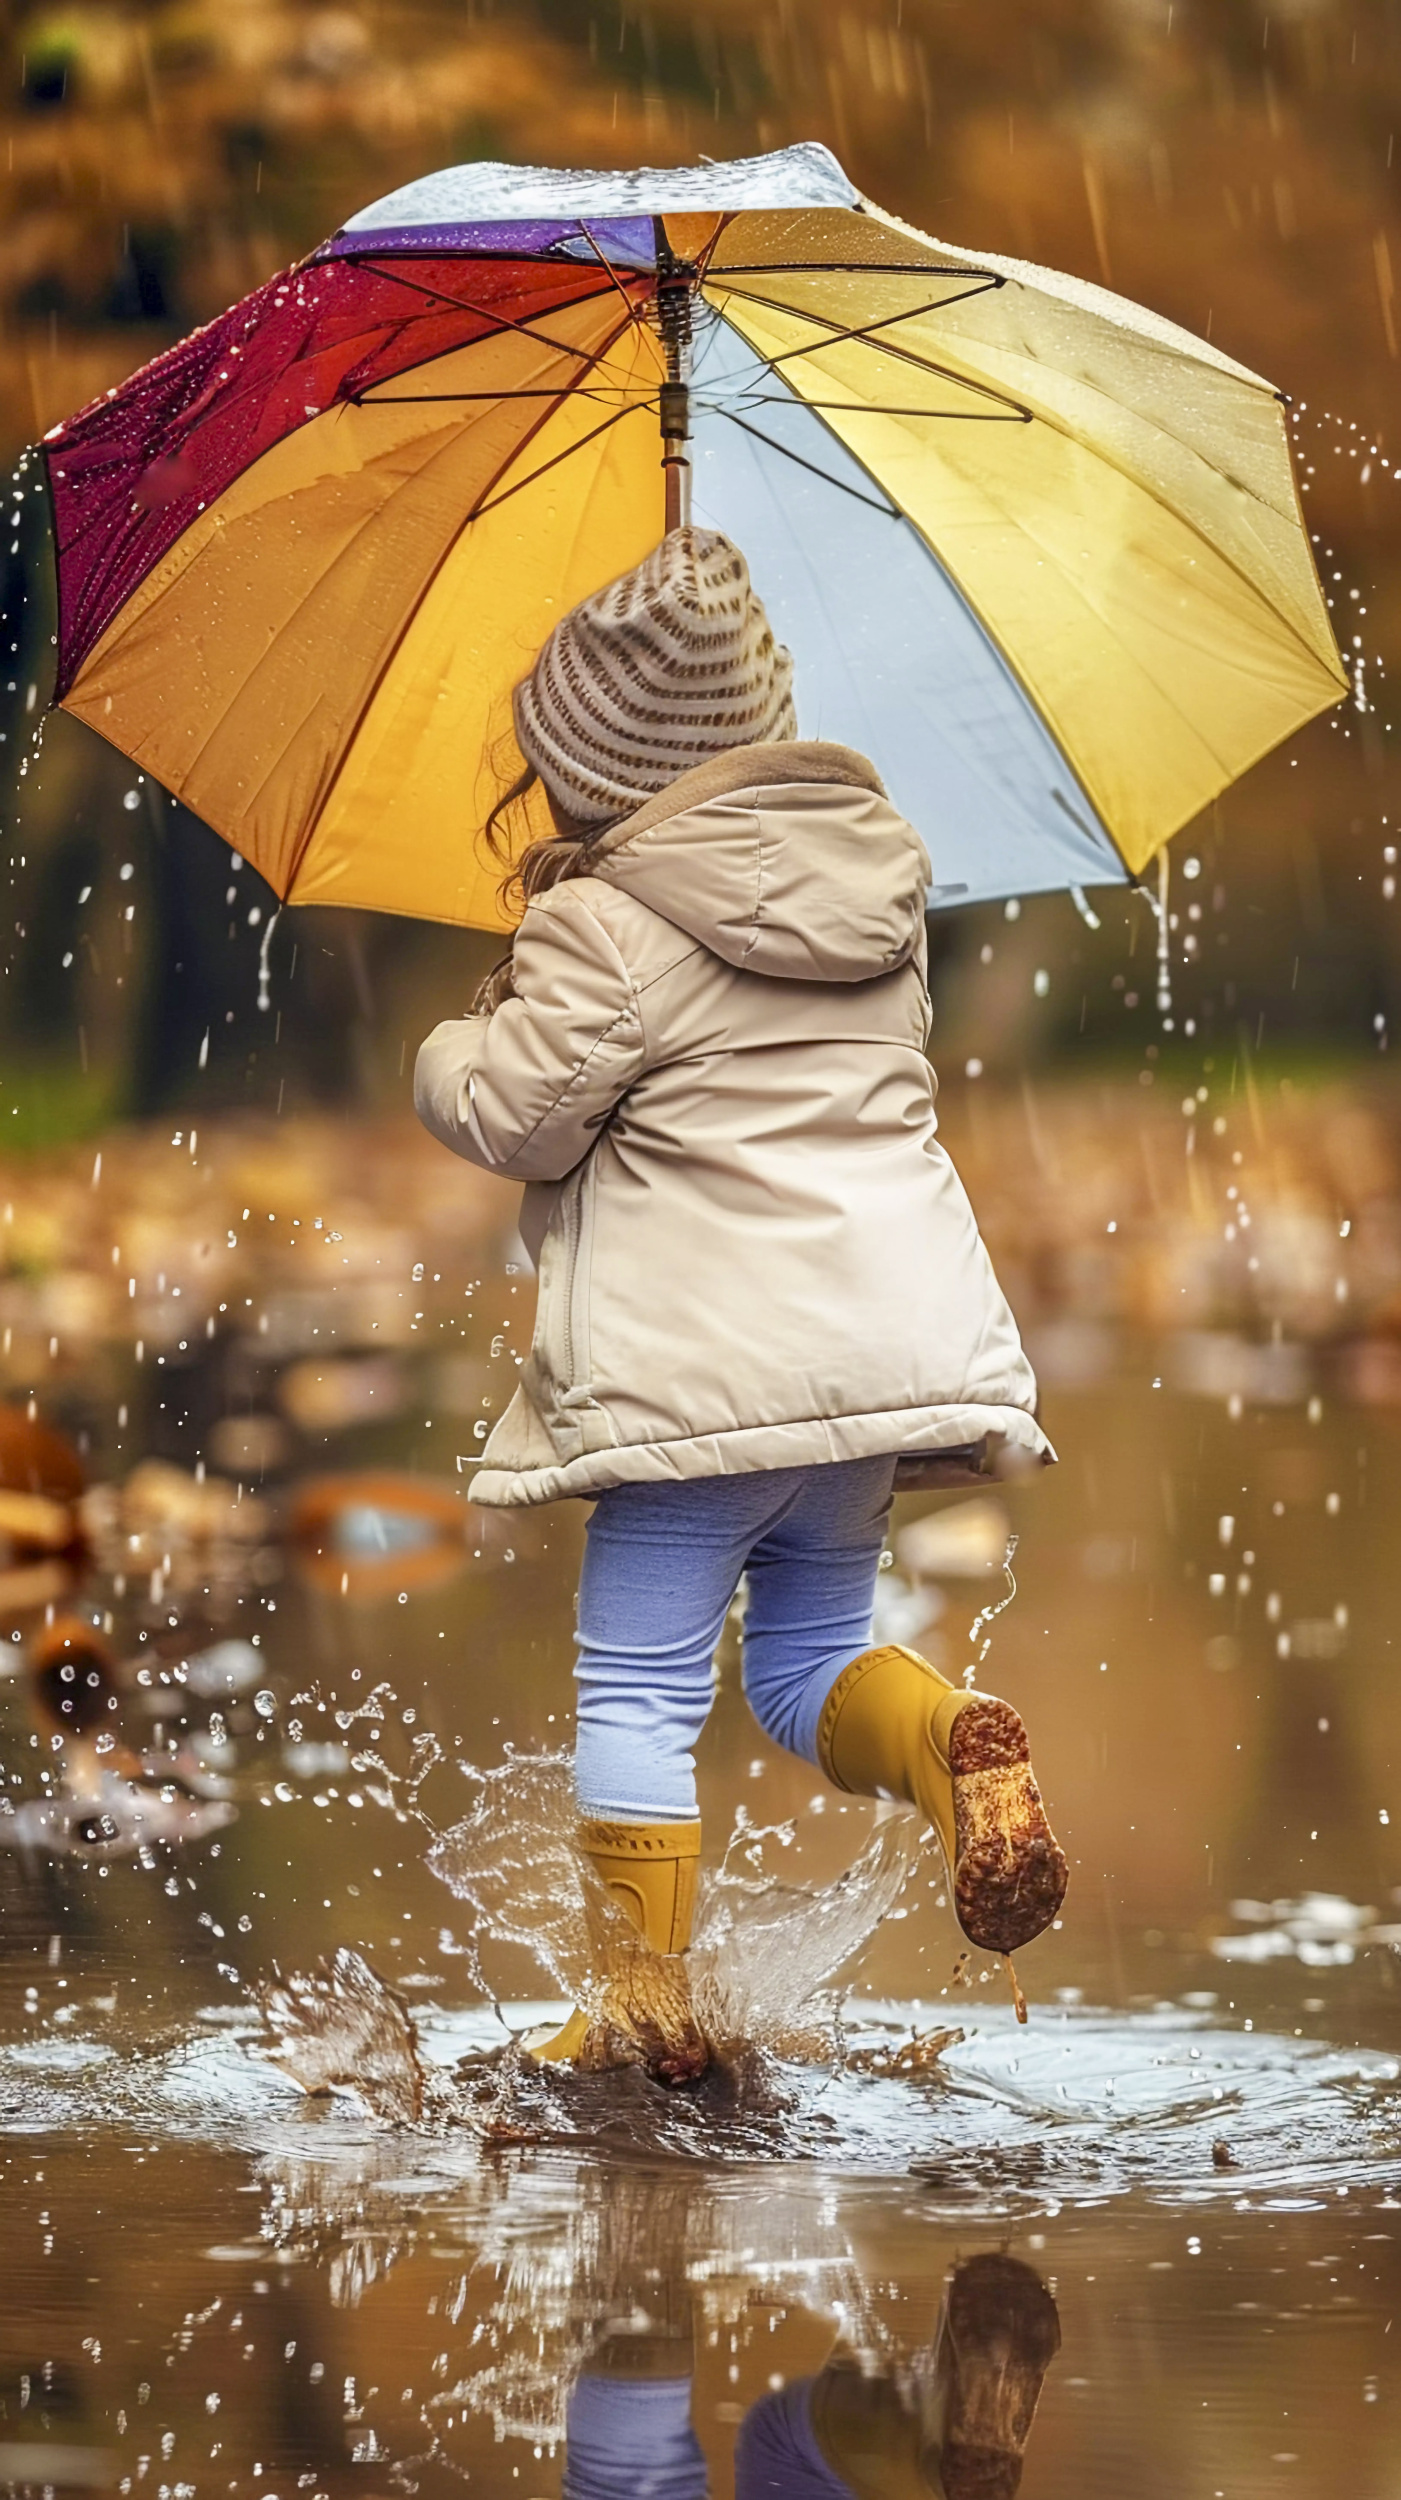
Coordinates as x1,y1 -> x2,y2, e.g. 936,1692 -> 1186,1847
413,883 -> 645,1182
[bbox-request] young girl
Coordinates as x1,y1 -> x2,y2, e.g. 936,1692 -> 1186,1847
416,527 -> 1067,2081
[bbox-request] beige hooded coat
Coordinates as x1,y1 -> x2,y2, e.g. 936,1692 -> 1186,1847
415,742 -> 1048,1508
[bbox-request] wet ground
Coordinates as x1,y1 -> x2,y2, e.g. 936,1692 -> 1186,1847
1,1135 -> 1400,2499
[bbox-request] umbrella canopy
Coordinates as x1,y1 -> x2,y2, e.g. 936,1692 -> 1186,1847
42,143 -> 1345,933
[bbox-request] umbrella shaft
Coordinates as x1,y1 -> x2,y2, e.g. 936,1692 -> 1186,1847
656,252 -> 694,534
660,376 -> 691,529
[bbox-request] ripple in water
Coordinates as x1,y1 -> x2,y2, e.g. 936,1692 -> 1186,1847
1,1970 -> 1396,2202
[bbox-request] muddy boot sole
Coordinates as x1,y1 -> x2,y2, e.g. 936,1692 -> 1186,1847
948,1698 -> 1069,1955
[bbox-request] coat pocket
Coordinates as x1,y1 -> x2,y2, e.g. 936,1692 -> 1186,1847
525,1153 -> 615,1457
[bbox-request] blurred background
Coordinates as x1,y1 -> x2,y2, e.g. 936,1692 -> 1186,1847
1,31 -> 1401,2494
0,0 -> 1398,1939
0,0 -> 1399,1914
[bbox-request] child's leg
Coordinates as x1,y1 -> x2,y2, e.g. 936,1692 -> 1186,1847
574,1471 -> 807,1821
742,1461 -> 1070,1959
739,1456 -> 898,1762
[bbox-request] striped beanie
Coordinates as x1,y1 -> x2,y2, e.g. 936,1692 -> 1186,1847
512,527 -> 797,828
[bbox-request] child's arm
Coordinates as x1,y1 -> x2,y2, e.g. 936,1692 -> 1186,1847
414,884 -> 644,1182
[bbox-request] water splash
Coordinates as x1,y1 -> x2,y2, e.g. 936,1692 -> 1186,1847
425,1753 -> 595,2010
261,1948 -> 428,2125
424,1750 -> 927,2061
691,1808 -> 925,2052
4,1963 -> 1399,2201
250,1755 -> 940,2148
964,1533 -> 1020,1683
254,1945 -> 837,2158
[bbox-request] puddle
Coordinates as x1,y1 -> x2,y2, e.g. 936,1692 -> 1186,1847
1,1972 -> 1396,2217
1,1982 -> 1397,2496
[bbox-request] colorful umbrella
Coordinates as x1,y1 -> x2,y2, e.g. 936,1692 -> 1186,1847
42,142 -> 1345,933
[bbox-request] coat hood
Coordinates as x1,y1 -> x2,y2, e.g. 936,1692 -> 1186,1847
588,741 -> 930,983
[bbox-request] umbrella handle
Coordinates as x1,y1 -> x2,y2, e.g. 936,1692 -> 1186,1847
663,457 -> 691,533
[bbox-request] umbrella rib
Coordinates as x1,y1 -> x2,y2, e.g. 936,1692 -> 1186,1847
572,224 -> 680,401
712,262 -> 1002,283
340,257 -> 655,423
577,222 -> 657,339
352,386 -> 645,405
349,307 -> 654,411
350,256 -> 638,366
715,275 -> 1002,330
282,311 -> 642,894
359,251 -> 656,394
706,283 -> 1032,416
467,401 -> 637,522
349,256 -> 598,318
692,213 -> 737,285
703,395 -> 1027,421
712,407 -> 902,516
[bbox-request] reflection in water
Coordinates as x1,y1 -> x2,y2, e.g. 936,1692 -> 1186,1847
730,2256 -> 1060,2500
564,2250 -> 1059,2500
4,1993 -> 1394,2500
255,2138 -> 1059,2497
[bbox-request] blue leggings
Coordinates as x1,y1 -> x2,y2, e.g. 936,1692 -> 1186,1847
574,1457 -> 897,1822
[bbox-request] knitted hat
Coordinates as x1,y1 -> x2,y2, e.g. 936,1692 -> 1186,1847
512,527 -> 797,828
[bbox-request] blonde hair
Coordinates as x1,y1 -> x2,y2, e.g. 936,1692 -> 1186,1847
471,729 -> 621,1014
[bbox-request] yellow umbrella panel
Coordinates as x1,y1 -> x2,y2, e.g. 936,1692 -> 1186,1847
704,204 -> 1344,876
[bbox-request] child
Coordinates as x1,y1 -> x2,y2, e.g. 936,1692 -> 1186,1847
416,527 -> 1066,2081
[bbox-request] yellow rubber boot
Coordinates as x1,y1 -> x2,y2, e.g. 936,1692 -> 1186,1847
531,1818 -> 708,2084
583,1817 -> 699,1952
816,1646 -> 1068,1956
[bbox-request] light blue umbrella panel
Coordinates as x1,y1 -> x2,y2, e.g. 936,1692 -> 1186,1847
688,312 -> 1126,906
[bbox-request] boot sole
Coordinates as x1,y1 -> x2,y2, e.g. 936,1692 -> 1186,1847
948,1697 -> 1069,1955
939,2252 -> 1061,2500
